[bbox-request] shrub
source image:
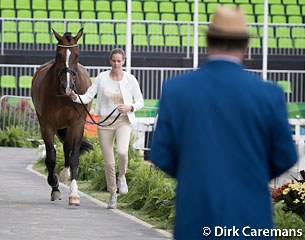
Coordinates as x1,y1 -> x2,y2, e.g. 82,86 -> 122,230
0,126 -> 36,148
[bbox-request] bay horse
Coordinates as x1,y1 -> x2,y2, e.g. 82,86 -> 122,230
31,28 -> 92,205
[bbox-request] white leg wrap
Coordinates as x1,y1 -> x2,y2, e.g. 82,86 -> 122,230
69,179 -> 79,197
58,167 -> 70,182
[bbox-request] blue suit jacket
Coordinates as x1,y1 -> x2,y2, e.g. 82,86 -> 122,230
151,60 -> 297,240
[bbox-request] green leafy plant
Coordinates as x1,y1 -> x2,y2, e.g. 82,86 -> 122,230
0,126 -> 34,147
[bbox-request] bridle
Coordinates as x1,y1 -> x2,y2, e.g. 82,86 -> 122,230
56,44 -> 78,91
55,44 -> 121,127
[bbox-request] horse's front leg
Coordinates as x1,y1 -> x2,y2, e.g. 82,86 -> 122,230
66,126 -> 83,206
42,128 -> 61,201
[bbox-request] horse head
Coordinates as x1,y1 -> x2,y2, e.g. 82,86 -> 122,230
52,28 -> 83,95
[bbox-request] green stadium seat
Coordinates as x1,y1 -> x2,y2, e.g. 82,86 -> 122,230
67,22 -> 83,35
100,34 -> 116,45
48,0 -> 63,11
132,1 -> 142,12
64,0 -> 78,11
16,0 -> 30,9
117,34 -> 126,45
80,0 -> 95,11
249,25 -> 258,37
256,15 -> 272,23
268,37 -> 277,48
286,5 -> 301,16
165,35 -> 181,47
275,26 -> 290,38
200,0 -> 217,2
239,4 -> 253,15
36,33 -> 51,44
83,22 -> 98,34
145,12 -> 160,21
180,24 -> 193,36
259,26 -> 274,37
250,37 -> 261,48
177,13 -> 192,22
132,23 -> 146,34
220,0 -> 234,3
3,32 -> 17,43
143,2 -> 158,13
251,0 -> 264,3
133,34 -> 149,46
34,21 -> 49,33
19,76 -> 32,88
115,23 -> 126,34
171,0 -> 186,2
270,4 -> 285,16
246,15 -> 256,23
51,23 -> 65,36
272,15 -> 287,23
182,35 -> 193,46
207,3 -> 219,14
159,2 -> 174,13
81,11 -> 96,19
175,2 -> 190,13
294,38 -> 304,49
302,6 -> 305,16
291,27 -> 305,38
161,13 -> 175,21
65,11 -> 80,19
17,9 -> 32,18
1,9 -> 15,18
269,0 -> 281,3
96,1 -> 111,12
32,0 -> 47,10
284,0 -> 298,3
199,14 -> 208,22
33,10 -> 48,19
4,20 -> 17,32
191,3 -> 206,13
198,36 -> 207,47
288,16 -> 303,24
18,21 -> 33,33
49,11 -> 64,19
278,38 -> 294,49
235,0 -> 250,3
99,23 -> 115,34
112,1 -> 126,12
254,4 -> 264,15
163,24 -> 179,36
19,32 -> 34,43
148,23 -> 163,35
113,12 -> 127,20
97,11 -> 112,20
0,75 -> 16,88
299,0 -> 305,4
0,0 -> 14,9
149,35 -> 165,46
277,80 -> 292,93
132,12 -> 144,20
85,33 -> 100,45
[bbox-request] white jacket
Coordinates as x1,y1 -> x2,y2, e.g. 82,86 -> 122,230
74,70 -> 144,124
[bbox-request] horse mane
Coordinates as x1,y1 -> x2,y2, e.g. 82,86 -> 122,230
63,32 -> 72,42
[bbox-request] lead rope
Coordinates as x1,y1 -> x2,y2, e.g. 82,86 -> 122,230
73,92 -> 121,127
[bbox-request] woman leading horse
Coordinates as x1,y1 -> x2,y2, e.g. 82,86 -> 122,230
31,28 -> 92,205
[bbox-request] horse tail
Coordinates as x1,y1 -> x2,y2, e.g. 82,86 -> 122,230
56,128 -> 93,153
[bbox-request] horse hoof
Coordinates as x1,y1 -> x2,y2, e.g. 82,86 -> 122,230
51,191 -> 61,201
69,196 -> 80,206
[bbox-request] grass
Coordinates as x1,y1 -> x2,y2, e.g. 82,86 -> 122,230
32,160 -> 172,232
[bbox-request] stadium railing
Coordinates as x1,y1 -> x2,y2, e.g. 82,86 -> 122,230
1,64 -> 305,103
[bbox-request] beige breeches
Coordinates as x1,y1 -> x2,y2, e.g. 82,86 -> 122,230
98,115 -> 131,195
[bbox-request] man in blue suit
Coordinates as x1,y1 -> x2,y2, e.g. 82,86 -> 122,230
151,5 -> 297,240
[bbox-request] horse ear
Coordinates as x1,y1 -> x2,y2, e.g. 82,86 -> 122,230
74,28 -> 84,43
52,28 -> 62,42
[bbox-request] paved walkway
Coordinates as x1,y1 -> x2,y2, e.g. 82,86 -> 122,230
0,147 -> 172,240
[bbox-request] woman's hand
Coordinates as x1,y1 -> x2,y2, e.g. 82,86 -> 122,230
118,104 -> 133,113
67,89 -> 77,101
